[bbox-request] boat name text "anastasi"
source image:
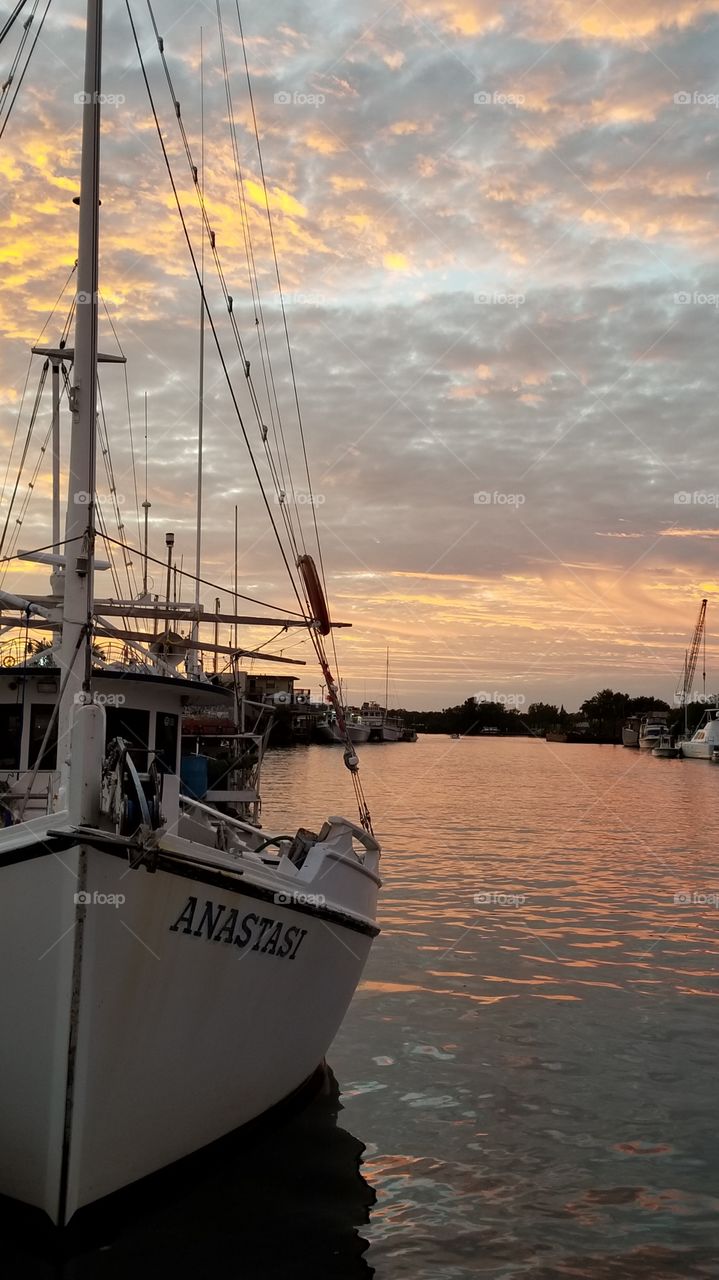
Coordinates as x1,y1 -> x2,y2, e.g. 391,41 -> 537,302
170,896 -> 308,959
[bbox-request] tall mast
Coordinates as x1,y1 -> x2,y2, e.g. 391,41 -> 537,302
142,391 -> 151,597
57,0 -> 102,754
384,646 -> 389,717
191,27 -> 205,675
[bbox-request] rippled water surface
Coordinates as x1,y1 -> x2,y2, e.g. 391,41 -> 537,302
7,737 -> 719,1278
263,738 -> 719,1279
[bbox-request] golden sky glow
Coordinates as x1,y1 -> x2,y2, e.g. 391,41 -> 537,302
1,0 -> 719,708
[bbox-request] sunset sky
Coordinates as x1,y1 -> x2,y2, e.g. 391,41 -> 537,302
2,0 -> 719,709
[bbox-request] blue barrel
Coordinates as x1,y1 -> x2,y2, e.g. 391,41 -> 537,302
180,754 -> 209,799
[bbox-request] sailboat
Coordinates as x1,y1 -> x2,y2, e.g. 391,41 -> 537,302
360,649 -> 403,741
0,0 -> 380,1228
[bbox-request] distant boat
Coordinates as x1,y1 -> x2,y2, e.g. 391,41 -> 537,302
361,709 -> 402,742
315,714 -> 370,745
545,729 -> 568,742
450,732 -> 461,739
680,708 -> 719,759
621,715 -> 641,748
361,648 -> 404,741
652,732 -> 680,759
638,712 -> 669,751
401,728 -> 418,742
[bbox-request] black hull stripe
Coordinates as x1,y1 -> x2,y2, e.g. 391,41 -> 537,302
0,836 -> 380,939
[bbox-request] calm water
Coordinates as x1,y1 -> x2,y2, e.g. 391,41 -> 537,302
7,738 -> 719,1277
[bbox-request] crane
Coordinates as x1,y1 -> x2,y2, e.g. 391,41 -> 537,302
677,598 -> 707,730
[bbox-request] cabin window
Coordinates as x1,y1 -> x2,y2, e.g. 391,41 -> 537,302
0,705 -> 22,769
105,707 -> 150,772
29,704 -> 58,770
155,712 -> 179,774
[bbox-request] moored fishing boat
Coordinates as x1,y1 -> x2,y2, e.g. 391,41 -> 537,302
0,0 -> 380,1228
315,712 -> 371,744
638,712 -> 669,751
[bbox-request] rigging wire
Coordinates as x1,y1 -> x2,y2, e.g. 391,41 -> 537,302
126,0 -> 308,618
126,0 -> 372,830
233,2 -> 326,587
1,413 -> 54,581
231,2 -> 368,822
101,296 -> 144,553
0,264 -> 76,536
0,361 -> 49,562
0,0 -> 40,120
143,0 -> 307,574
96,376 -> 138,599
0,533 -> 83,567
103,531 -> 306,617
0,0 -> 51,143
215,0 -> 289,501
0,1 -> 29,47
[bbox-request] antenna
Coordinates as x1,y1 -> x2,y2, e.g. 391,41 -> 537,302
233,503 -> 238,650
141,390 -> 151,597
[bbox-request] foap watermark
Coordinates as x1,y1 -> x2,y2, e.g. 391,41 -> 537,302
674,291 -> 719,308
674,491 -> 719,507
274,490 -> 325,506
474,291 -> 525,307
474,891 -> 526,906
674,890 -> 719,907
74,890 -> 126,908
476,690 -> 526,707
474,90 -> 525,106
674,91 -> 719,108
274,90 -> 325,107
74,90 -> 125,107
73,691 -> 126,707
474,491 -> 525,506
73,488 -> 128,505
285,291 -> 329,307
274,890 -> 326,907
673,691 -> 717,706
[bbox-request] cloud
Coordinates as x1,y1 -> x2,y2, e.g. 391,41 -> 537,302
1,0 -> 719,706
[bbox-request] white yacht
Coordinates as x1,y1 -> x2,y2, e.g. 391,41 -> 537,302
680,708 -> 719,759
638,712 -> 669,751
315,712 -> 371,745
359,701 -> 403,742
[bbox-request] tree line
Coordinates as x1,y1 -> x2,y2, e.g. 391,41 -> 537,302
398,688 -> 714,742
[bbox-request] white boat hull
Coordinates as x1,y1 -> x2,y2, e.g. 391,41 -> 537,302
369,724 -> 401,743
315,721 -> 371,744
680,741 -> 714,759
0,816 -> 379,1225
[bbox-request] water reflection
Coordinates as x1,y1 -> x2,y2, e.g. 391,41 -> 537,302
2,1067 -> 375,1280
5,738 -> 719,1278
261,740 -> 719,1278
